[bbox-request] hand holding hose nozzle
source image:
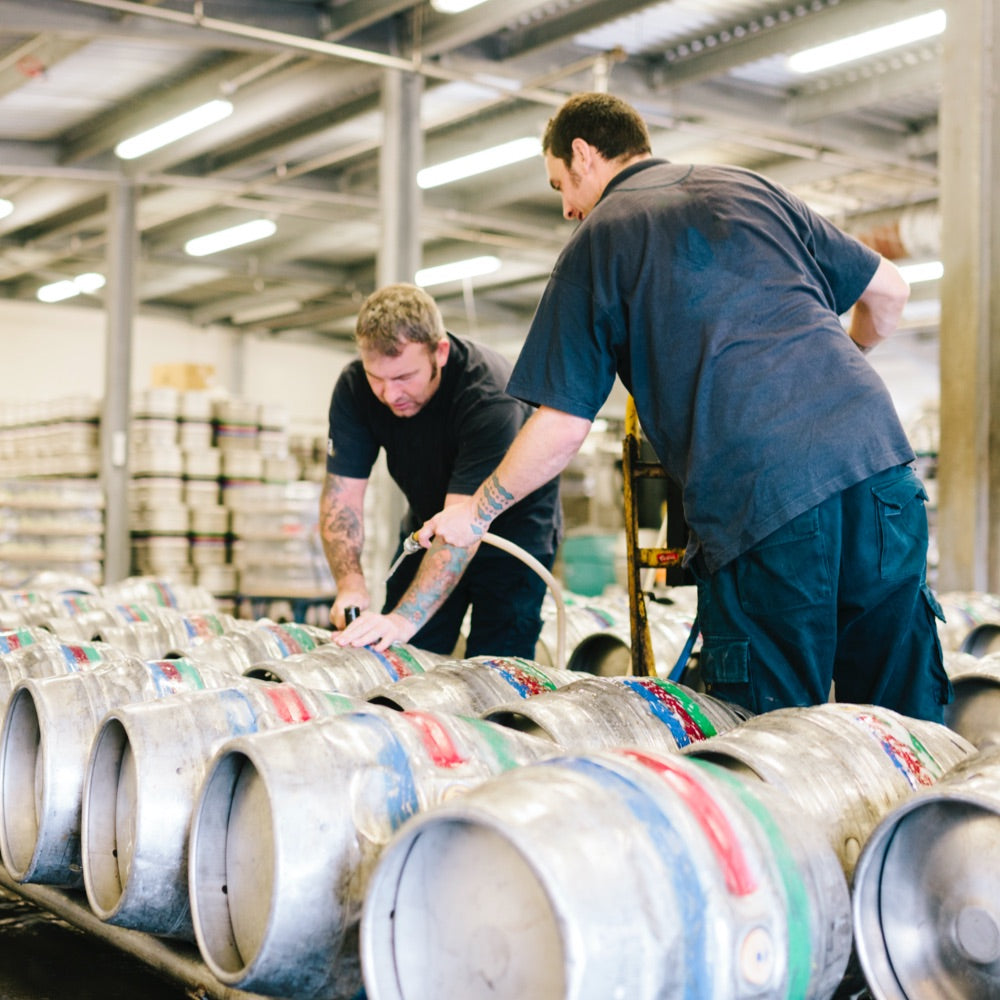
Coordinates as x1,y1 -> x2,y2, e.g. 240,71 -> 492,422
384,532 -> 425,582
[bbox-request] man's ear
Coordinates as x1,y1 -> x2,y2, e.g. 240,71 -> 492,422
435,336 -> 451,367
571,136 -> 595,171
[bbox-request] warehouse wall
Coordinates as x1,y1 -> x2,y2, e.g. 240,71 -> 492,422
0,299 -> 354,433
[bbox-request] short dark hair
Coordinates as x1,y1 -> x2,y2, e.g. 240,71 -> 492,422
355,283 -> 446,356
542,92 -> 652,166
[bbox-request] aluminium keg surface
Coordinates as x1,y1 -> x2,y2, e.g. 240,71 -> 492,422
863,799 -> 1000,998
386,818 -> 566,1000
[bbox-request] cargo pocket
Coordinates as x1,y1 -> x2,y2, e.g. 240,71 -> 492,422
701,636 -> 750,685
736,508 -> 831,615
873,471 -> 929,581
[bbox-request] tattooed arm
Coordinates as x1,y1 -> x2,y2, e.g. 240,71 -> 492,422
419,406 -> 592,548
319,472 -> 370,628
332,491 -> 479,651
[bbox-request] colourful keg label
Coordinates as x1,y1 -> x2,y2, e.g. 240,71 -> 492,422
115,604 -> 152,623
618,749 -> 757,896
349,713 -> 419,828
479,657 -> 557,697
183,614 -> 226,639
0,629 -> 35,653
622,678 -> 715,746
369,646 -> 416,681
458,716 -> 521,771
401,711 -> 466,769
277,623 -> 321,652
583,606 -> 617,628
384,645 -> 425,676
851,710 -> 939,788
262,623 -> 304,657
264,685 -> 313,724
693,760 -> 813,1000
152,582 -> 178,607
554,756 -> 711,994
60,644 -> 104,669
148,658 -> 206,695
218,688 -> 263,736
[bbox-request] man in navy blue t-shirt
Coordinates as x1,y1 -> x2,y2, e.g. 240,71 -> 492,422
321,282 -> 561,657
422,92 -> 950,722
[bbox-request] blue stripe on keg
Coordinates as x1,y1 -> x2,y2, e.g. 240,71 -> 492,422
621,679 -> 694,746
368,647 -> 405,682
549,757 -> 711,998
217,688 -> 262,736
348,713 -> 420,829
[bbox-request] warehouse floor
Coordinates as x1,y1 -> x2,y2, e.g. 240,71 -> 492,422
0,888 -> 187,999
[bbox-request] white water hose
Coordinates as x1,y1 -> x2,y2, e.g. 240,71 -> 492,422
386,532 -> 568,671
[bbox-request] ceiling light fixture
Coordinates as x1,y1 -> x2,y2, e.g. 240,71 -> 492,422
115,99 -> 234,160
429,0 -> 490,13
418,137 -> 541,189
0,199 -> 13,221
415,255 -> 501,287
37,271 -> 106,303
787,9 -> 946,74
898,260 -> 944,284
184,219 -> 277,257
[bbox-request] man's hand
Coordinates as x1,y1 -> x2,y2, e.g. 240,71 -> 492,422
332,610 -> 417,651
330,588 -> 369,630
417,496 -> 482,549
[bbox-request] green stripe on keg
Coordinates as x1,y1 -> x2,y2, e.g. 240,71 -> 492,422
457,717 -> 520,771
387,644 -> 426,675
502,657 -> 559,692
692,760 -> 812,999
643,678 -> 717,736
320,691 -> 355,712
278,623 -> 321,651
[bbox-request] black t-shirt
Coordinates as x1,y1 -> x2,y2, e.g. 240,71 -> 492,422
327,333 -> 561,553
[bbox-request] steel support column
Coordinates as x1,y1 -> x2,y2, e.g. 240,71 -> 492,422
101,178 -> 137,584
936,0 -> 1000,592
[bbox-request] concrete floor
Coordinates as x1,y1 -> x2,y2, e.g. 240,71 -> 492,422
0,888 -> 188,1000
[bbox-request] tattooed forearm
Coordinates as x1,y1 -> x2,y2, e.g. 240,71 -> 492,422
473,474 -> 515,533
319,475 -> 366,580
394,540 -> 475,627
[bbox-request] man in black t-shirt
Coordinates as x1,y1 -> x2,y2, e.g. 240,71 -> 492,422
321,282 -> 561,657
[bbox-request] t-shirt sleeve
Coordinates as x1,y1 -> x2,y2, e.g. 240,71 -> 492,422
507,261 -> 619,420
795,194 -> 881,313
326,367 -> 380,478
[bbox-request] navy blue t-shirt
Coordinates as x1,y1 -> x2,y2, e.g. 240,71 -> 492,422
328,333 -> 561,554
509,159 -> 914,572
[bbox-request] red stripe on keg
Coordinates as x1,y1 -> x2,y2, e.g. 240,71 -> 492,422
402,711 -> 466,768
619,749 -> 758,897
265,686 -> 313,724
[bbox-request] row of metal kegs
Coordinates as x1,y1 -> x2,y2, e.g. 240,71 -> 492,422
1,573 -> 1000,999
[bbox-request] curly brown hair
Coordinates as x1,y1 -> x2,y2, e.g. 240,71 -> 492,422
354,283 -> 446,357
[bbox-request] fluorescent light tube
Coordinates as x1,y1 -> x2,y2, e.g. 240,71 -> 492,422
37,272 -> 107,303
0,199 -> 13,221
115,99 -> 234,160
788,9 -> 945,74
416,255 -> 501,287
418,137 -> 541,189
37,279 -> 81,303
898,260 -> 943,284
74,272 -> 106,293
185,219 -> 277,257
430,0 -> 490,12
